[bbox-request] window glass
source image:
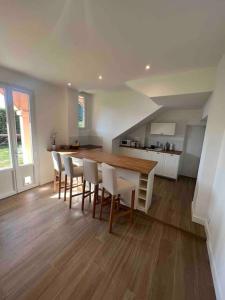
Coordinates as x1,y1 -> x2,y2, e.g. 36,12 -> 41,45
0,88 -> 12,169
78,95 -> 85,128
12,90 -> 33,165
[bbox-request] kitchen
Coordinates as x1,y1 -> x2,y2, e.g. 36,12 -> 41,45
114,108 -> 207,181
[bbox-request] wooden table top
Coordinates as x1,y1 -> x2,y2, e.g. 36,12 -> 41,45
57,149 -> 157,174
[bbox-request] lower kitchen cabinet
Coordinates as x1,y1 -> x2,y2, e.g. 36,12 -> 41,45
151,152 -> 180,180
119,147 -> 180,180
163,153 -> 180,179
151,152 -> 165,176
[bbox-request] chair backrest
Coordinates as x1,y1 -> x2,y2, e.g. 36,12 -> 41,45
101,163 -> 117,195
51,151 -> 62,172
83,159 -> 98,185
63,156 -> 74,178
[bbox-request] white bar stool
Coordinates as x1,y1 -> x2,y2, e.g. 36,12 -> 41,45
63,156 -> 83,209
100,163 -> 135,233
82,159 -> 102,218
51,151 -> 64,199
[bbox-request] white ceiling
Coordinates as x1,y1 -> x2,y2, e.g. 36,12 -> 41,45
151,92 -> 211,109
0,0 -> 225,90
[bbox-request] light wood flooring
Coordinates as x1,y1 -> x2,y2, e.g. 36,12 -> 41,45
0,179 -> 215,300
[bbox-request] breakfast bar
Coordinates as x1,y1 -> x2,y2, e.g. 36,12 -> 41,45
55,148 -> 157,213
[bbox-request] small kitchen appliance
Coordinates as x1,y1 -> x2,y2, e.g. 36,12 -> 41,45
121,140 -> 131,147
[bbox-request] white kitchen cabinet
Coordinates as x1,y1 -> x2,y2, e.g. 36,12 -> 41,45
163,153 -> 180,180
150,122 -> 176,136
151,152 -> 165,176
119,147 -> 180,180
119,147 -> 143,159
141,150 -> 153,160
120,148 -> 153,160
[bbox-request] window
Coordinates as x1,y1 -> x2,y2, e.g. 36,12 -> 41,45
0,88 -> 12,169
78,95 -> 86,128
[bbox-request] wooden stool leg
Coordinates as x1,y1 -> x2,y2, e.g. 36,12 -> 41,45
69,178 -> 73,209
53,170 -> 57,192
99,187 -> 105,220
81,180 -> 86,211
58,172 -> 62,199
117,194 -> 120,210
89,182 -> 92,203
92,184 -> 98,218
109,195 -> 115,233
130,190 -> 135,223
64,175 -> 67,201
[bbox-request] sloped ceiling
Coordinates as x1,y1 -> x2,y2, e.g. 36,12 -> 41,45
151,92 -> 211,109
0,0 -> 225,90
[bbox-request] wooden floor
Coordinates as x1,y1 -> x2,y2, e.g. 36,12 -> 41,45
149,176 -> 206,239
0,181 -> 215,300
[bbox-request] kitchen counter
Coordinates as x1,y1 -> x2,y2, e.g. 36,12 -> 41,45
48,144 -> 102,152
119,145 -> 182,155
56,148 -> 157,175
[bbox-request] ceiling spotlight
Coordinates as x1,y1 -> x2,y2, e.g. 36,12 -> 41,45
145,65 -> 150,70
98,75 -> 103,80
67,82 -> 72,86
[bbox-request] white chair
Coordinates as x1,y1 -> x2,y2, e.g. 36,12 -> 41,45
100,163 -> 135,233
63,156 -> 83,209
51,151 -> 64,199
82,159 -> 102,218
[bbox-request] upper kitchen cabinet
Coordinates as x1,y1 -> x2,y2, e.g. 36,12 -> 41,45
150,123 -> 176,136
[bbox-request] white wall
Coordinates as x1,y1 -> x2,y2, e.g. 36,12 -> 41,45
206,130 -> 225,300
122,124 -> 147,147
193,54 -> 225,300
0,66 -> 76,184
91,86 -> 161,152
202,97 -> 211,120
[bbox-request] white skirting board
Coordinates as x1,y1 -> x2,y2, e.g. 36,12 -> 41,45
191,201 -> 206,225
205,222 -> 224,300
191,202 -> 223,300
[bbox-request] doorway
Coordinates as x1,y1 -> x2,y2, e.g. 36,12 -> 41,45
181,125 -> 206,178
0,84 -> 38,199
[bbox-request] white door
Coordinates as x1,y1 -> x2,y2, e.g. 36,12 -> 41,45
181,125 -> 206,178
0,85 -> 38,199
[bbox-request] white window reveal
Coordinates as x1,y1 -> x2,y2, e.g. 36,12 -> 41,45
78,95 -> 86,128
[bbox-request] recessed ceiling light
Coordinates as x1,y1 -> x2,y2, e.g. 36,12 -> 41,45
145,65 -> 150,70
98,75 -> 103,80
67,82 -> 72,86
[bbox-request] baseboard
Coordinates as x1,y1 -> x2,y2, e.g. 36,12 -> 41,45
191,202 -> 206,225
205,222 -> 224,300
0,191 -> 16,200
192,202 -> 224,299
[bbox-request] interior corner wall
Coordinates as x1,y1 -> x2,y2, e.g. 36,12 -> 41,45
193,55 -> 225,221
193,54 -> 225,300
0,66 -> 68,185
91,86 -> 160,152
64,87 -> 79,145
